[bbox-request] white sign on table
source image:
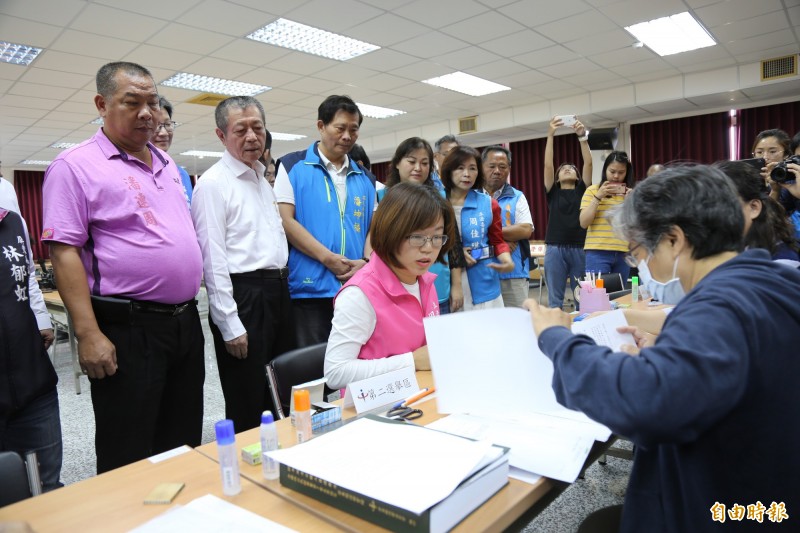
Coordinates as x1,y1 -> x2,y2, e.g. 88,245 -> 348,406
343,365 -> 419,413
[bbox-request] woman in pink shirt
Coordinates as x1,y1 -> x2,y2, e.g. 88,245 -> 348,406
324,182 -> 456,389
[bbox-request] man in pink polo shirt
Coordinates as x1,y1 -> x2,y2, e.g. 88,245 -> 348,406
42,61 -> 205,474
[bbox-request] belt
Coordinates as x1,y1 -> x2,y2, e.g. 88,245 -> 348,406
130,299 -> 197,317
230,267 -> 289,280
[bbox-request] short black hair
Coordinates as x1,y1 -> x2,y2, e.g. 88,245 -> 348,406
613,165 -> 744,260
349,144 -> 370,169
96,61 -> 153,99
318,95 -> 362,126
791,131 -> 800,155
158,96 -> 173,118
435,135 -> 458,152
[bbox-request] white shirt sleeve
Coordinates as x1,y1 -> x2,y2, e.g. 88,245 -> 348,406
23,217 -> 51,330
324,286 -> 414,389
273,162 -> 295,205
191,176 -> 245,342
516,192 -> 534,228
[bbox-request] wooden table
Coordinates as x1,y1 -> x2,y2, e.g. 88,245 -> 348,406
0,449 -> 338,532
194,371 -> 581,533
42,290 -> 82,394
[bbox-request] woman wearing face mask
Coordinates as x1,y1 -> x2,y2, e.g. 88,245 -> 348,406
524,165 -> 800,533
441,145 -> 513,311
377,137 -> 466,314
580,151 -> 635,279
543,115 -> 593,308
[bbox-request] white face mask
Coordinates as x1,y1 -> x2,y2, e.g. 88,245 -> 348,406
637,255 -> 685,305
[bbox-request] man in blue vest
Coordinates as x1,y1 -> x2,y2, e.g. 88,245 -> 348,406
274,95 -> 375,347
481,145 -> 533,308
431,134 -> 459,190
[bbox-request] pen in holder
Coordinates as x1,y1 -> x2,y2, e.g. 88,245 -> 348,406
576,282 -> 611,313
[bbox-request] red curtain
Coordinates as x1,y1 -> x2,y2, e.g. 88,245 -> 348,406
13,170 -> 48,260
736,100 -> 800,159
372,161 -> 390,183
509,135 -> 586,240
630,112 -> 730,180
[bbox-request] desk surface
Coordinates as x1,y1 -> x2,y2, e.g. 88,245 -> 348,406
0,449 -> 336,532
195,371 -> 555,533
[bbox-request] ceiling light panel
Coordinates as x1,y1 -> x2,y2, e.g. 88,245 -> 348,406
422,71 -> 511,97
50,142 -> 79,149
356,103 -> 406,119
247,18 -> 380,61
161,73 -> 270,96
20,160 -> 52,166
625,12 -> 716,57
0,41 -> 42,66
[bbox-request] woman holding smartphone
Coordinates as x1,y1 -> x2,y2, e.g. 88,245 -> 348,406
579,151 -> 635,279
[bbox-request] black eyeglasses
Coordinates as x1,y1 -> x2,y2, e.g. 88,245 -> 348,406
407,234 -> 448,248
624,243 -> 643,268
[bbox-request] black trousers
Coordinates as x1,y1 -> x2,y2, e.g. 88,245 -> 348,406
210,273 -> 294,433
91,301 -> 204,474
291,297 -> 334,348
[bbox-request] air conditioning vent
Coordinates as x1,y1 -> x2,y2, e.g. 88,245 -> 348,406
761,54 -> 797,81
186,93 -> 228,106
458,116 -> 478,134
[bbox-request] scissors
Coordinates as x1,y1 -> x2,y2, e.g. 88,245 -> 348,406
385,406 -> 423,421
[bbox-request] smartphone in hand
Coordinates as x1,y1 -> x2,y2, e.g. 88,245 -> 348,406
556,114 -> 577,127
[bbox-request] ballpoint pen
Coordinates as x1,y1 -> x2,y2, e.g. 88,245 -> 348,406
392,387 -> 436,409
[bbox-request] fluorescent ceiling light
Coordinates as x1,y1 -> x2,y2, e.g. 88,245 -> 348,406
422,71 -> 510,97
0,41 -> 42,66
161,73 -> 270,96
356,103 -> 405,119
90,117 -> 104,125
272,133 -> 307,141
247,18 -> 379,61
20,160 -> 51,166
624,12 -> 716,56
50,142 -> 79,149
180,150 -> 224,158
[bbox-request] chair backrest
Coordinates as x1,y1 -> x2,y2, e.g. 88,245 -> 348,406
0,451 -> 32,506
599,273 -> 625,293
266,343 -> 328,419
609,288 -> 632,301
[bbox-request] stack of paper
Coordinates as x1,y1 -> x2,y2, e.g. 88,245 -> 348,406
423,308 -> 632,483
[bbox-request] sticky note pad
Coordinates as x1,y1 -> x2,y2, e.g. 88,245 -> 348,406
144,482 -> 185,504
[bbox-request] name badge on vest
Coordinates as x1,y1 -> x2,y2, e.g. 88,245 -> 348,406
343,366 -> 420,414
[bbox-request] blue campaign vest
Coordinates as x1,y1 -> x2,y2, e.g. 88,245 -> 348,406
495,184 -> 530,280
461,189 -> 501,304
377,186 -> 450,304
281,143 -> 375,298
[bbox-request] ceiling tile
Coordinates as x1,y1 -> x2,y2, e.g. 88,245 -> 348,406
239,69 -> 301,90
564,30 -> 635,57
183,57 -> 257,80
710,11 -> 790,43
725,29 -> 797,57
601,0 -> 689,27
93,0 -> 204,19
0,94 -> 60,111
348,49 -> 420,72
431,46 -> 503,71
49,30 -> 140,59
494,69 -> 553,89
0,0 -> 86,27
312,64 -> 381,85
439,10 -> 525,44
590,46 -> 658,68
18,68 -> 92,90
694,0 -> 784,27
0,63 -> 31,82
262,53 -> 338,76
513,45 -> 580,69
147,24 -> 236,55
285,0 -> 384,31
212,40 -> 291,67
395,0 -> 488,27
498,0 -> 590,26
535,11 -> 617,42
179,0 -> 275,36
347,13 -> 429,47
124,45 -> 203,73
479,29 -> 554,57
0,15 -> 64,49
539,58 -> 603,79
31,51 -> 108,78
69,4 -> 168,42
468,58 -> 531,80
279,76 -> 341,96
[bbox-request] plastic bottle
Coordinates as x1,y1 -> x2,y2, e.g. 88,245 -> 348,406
631,276 -> 639,302
215,419 -> 241,496
294,389 -> 312,444
260,410 -> 279,480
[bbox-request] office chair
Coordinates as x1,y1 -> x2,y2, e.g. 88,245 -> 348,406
599,273 -> 625,293
0,451 -> 33,506
266,343 -> 328,419
608,288 -> 632,301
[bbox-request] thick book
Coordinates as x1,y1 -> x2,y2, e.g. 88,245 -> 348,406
276,417 -> 509,532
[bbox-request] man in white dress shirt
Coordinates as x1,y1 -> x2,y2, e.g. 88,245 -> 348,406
191,96 -> 294,431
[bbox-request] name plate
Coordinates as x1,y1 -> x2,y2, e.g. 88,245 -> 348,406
343,366 -> 419,414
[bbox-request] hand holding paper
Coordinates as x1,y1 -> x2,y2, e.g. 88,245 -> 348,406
522,298 -> 571,336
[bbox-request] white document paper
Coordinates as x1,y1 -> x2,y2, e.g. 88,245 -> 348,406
427,413 -> 595,483
130,494 -> 296,532
266,417 -> 494,515
343,365 -> 419,413
571,309 -> 635,350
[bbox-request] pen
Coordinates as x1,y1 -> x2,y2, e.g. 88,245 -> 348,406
392,387 -> 436,409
